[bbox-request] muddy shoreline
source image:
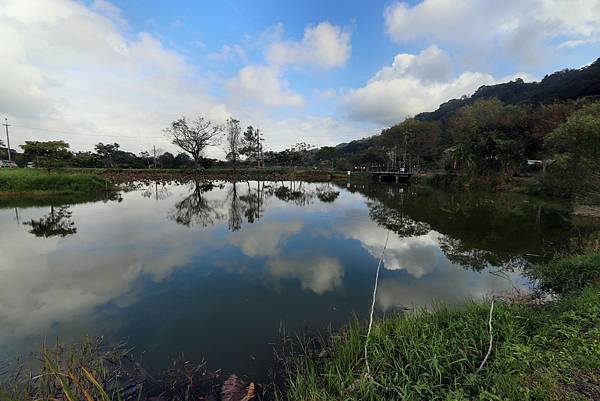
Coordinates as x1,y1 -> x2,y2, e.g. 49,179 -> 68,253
98,168 -> 348,184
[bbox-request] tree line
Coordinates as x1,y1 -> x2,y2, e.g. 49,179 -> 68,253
164,116 -> 316,170
325,98 -> 599,200
4,116 -> 318,170
6,140 -> 198,169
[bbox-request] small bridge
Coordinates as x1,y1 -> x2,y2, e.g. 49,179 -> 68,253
369,171 -> 413,183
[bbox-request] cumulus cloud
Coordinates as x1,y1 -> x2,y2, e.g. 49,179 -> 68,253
225,21 -> 350,110
208,44 -> 246,61
226,65 -> 304,108
343,46 -> 496,125
371,45 -> 452,83
266,21 -> 352,69
338,211 -> 444,277
384,0 -> 600,64
267,256 -> 344,294
0,0 -> 229,156
229,221 -> 303,257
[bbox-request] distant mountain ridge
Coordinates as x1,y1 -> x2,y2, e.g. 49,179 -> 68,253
335,58 -> 600,155
416,57 -> 600,122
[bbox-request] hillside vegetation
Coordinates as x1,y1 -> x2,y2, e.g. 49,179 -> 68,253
328,59 -> 600,201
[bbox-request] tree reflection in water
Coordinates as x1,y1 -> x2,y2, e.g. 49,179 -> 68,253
271,181 -> 314,206
227,182 -> 243,231
171,180 -> 341,232
316,183 -> 340,203
141,182 -> 172,200
170,181 -> 225,227
351,183 -> 544,272
24,206 -> 77,237
240,181 -> 265,223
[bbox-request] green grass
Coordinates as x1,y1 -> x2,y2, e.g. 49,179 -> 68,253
280,253 -> 600,401
0,169 -> 112,194
528,252 -> 600,295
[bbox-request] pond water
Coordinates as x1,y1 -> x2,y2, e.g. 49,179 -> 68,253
0,180 -> 589,379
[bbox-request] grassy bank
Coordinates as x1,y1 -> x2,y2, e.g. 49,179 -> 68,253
0,169 -> 112,194
280,253 -> 600,401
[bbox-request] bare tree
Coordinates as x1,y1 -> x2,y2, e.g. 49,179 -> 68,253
164,116 -> 223,165
224,117 -> 242,172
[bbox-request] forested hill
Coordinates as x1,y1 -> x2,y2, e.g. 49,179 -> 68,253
416,57 -> 600,122
335,58 -> 600,156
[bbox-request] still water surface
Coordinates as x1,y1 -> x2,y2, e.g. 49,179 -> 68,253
0,180 -> 584,378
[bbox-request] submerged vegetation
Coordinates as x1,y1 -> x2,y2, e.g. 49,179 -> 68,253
281,253 -> 600,401
0,338 -> 230,401
0,169 -> 111,194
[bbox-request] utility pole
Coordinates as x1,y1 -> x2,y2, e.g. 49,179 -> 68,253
403,132 -> 408,172
153,145 -> 157,169
3,117 -> 11,166
260,131 -> 264,168
256,128 -> 262,168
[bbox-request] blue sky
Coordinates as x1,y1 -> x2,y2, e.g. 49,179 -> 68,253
1,0 -> 599,157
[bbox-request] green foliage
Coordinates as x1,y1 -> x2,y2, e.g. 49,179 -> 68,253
239,125 -> 264,166
20,140 -> 72,167
316,146 -> 338,168
543,102 -> 600,200
378,118 -> 441,167
94,142 -> 124,168
529,252 -> 600,294
447,99 -> 529,178
0,169 -> 111,193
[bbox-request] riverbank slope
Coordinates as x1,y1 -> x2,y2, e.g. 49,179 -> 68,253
281,252 -> 600,401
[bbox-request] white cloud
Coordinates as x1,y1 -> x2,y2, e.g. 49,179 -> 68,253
223,21 -> 351,110
314,88 -> 337,100
0,0 -> 230,157
343,46 -> 497,125
267,256 -> 344,294
384,0 -> 600,64
225,65 -> 304,108
0,187 -> 217,344
266,22 -> 351,69
338,212 -> 443,278
252,115 -> 369,150
229,221 -> 303,257
92,0 -> 126,27
208,44 -> 246,61
371,45 -> 452,83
